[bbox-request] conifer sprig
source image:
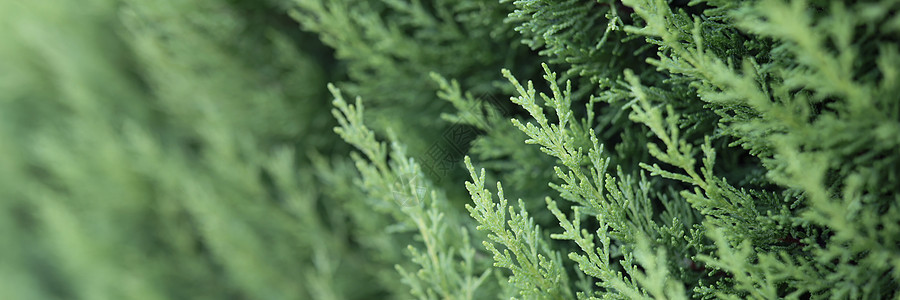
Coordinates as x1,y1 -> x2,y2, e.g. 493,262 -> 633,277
331,86 -> 491,300
494,64 -> 695,299
464,157 -> 572,300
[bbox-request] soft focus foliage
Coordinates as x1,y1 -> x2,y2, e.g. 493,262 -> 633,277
2,0 -> 899,299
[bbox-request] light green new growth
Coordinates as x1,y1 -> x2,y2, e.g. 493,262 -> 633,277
485,64 -> 691,299
331,86 -> 491,300
464,156 -> 572,300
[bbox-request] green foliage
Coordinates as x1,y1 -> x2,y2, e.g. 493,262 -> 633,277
0,0 -> 350,299
464,156 -> 573,299
330,86 -> 493,299
3,0 -> 900,299
505,0 -> 649,84
290,0 -> 537,165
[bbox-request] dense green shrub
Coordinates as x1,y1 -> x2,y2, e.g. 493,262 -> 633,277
2,0 -> 899,299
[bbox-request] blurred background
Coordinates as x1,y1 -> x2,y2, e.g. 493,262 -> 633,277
0,0 -> 356,298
